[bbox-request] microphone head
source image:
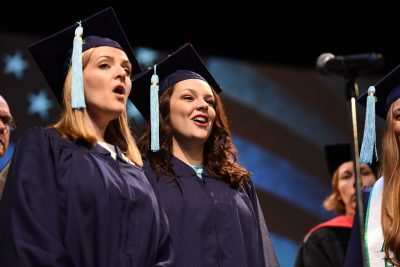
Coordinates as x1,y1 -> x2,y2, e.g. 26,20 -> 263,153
316,53 -> 335,75
369,53 -> 385,70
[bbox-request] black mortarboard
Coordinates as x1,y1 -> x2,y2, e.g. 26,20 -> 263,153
324,143 -> 352,176
358,64 -> 400,164
29,7 -> 141,105
130,43 -> 222,121
359,64 -> 400,119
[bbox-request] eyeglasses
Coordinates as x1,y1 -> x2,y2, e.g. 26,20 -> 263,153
0,115 -> 17,132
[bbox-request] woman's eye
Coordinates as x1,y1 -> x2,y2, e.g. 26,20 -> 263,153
340,175 -> 351,180
206,99 -> 215,106
124,68 -> 131,75
183,95 -> 194,100
361,171 -> 372,176
99,63 -> 109,69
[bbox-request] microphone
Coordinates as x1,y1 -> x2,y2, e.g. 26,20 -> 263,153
316,52 -> 384,76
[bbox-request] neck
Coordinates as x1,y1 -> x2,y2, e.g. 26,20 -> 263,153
346,208 -> 355,217
87,113 -> 109,142
172,138 -> 204,166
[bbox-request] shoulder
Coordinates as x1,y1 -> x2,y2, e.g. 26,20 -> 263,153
307,226 -> 350,244
17,127 -> 62,145
15,127 -> 54,150
141,157 -> 158,187
142,158 -> 155,176
241,178 -> 257,200
304,215 -> 353,241
15,127 -> 81,161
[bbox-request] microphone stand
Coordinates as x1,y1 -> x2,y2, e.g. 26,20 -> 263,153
345,74 -> 367,267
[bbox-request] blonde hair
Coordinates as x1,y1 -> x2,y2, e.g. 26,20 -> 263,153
52,48 -> 143,166
381,104 -> 400,265
323,169 -> 346,214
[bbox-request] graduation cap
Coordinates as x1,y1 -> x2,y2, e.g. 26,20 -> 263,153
358,64 -> 400,164
130,43 -> 222,151
324,143 -> 352,176
131,43 -> 221,120
360,64 -> 400,119
29,7 -> 141,108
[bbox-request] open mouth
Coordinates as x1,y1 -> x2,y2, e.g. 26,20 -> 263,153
192,115 -> 209,125
113,86 -> 125,96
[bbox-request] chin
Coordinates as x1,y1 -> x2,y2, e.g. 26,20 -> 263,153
191,134 -> 209,142
108,109 -> 124,120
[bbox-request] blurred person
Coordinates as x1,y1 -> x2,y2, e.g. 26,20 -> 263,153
0,94 -> 16,198
295,143 -> 376,267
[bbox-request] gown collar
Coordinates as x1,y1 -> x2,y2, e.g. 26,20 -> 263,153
171,155 -> 212,179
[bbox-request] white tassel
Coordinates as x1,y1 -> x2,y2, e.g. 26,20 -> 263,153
150,65 -> 159,152
360,86 -> 377,164
71,21 -> 86,109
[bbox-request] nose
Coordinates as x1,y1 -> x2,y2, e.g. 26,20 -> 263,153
196,99 -> 209,110
115,66 -> 127,81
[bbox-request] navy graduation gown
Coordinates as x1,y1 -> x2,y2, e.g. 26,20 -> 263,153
0,127 -> 173,267
343,186 -> 372,267
144,156 -> 278,267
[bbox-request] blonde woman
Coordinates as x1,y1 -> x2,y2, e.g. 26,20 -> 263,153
345,65 -> 400,266
0,8 -> 173,267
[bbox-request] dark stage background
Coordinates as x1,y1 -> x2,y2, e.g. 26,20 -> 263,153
0,3 -> 392,266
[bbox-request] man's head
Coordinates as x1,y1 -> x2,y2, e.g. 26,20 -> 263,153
0,95 -> 12,157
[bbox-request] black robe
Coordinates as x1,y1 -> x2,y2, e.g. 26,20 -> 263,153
0,127 -> 173,267
295,224 -> 352,267
144,156 -> 278,267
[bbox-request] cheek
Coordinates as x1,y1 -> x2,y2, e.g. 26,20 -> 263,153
362,175 -> 376,186
83,74 -> 97,98
394,121 -> 400,138
209,109 -> 216,124
170,102 -> 188,118
338,180 -> 354,196
169,105 -> 185,127
169,104 -> 179,119
83,70 -> 106,93
126,84 -> 131,96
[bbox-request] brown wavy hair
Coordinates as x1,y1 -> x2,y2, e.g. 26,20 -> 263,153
381,103 -> 400,265
138,85 -> 250,188
322,169 -> 346,214
52,48 -> 143,166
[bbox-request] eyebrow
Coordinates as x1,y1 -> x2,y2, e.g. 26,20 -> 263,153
96,55 -> 131,66
360,166 -> 370,171
340,170 -> 353,176
180,88 -> 214,98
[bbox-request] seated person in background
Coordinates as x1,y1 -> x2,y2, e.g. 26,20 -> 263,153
295,143 -> 376,267
0,94 -> 16,198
